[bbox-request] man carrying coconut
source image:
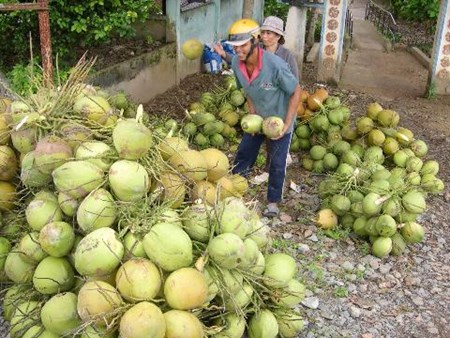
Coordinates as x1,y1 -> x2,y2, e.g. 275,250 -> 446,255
226,18 -> 301,218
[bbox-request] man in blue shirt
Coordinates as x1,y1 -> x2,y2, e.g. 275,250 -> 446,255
226,18 -> 301,217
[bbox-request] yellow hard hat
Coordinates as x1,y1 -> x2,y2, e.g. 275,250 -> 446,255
226,18 -> 260,46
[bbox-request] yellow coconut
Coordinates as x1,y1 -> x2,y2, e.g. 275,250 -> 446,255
315,208 -> 338,229
181,39 -> 204,60
192,180 -> 217,205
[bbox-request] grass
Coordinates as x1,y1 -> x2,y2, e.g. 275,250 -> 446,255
271,238 -> 299,251
334,286 -> 349,298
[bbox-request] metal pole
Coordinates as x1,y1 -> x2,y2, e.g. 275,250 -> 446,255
37,0 -> 53,86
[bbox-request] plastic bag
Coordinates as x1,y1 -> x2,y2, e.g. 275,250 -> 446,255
202,45 -> 222,74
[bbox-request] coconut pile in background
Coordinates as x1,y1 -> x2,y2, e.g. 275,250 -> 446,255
0,60 -> 306,338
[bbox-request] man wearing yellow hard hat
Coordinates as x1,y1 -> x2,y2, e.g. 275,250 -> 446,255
226,18 -> 302,218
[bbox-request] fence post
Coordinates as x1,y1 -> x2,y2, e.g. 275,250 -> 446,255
37,0 -> 53,85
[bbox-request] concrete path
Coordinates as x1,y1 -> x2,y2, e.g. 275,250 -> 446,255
339,0 -> 429,100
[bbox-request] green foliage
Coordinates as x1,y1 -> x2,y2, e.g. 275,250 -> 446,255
264,0 -> 289,23
390,0 -> 440,21
0,0 -> 161,70
8,60 -> 69,96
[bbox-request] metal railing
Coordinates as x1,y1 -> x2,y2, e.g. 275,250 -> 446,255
365,0 -> 398,42
345,8 -> 354,47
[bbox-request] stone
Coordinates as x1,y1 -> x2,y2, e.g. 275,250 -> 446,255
342,261 -> 354,272
302,297 -> 320,309
298,243 -> 310,254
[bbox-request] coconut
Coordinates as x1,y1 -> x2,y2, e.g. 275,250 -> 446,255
158,137 -> 189,160
182,203 -> 212,242
20,151 -> 53,187
33,256 -> 74,294
192,180 -> 217,205
366,102 -> 383,119
396,127 -> 414,145
58,122 -> 94,150
80,325 -> 117,338
377,109 -> 399,127
164,310 -> 203,338
330,194 -> 351,216
2,284 -> 29,321
371,237 -> 392,258
4,250 -> 36,283
154,171 -> 185,208
247,215 -> 271,249
392,149 -> 409,167
421,175 -> 444,193
402,190 -> 426,214
116,258 -> 161,302
263,253 -> 297,288
250,251 -> 266,275
77,281 -> 123,324
391,232 -> 407,256
405,156 -> 423,173
26,191 -> 63,231
181,38 -> 203,60
109,160 -> 150,201
75,141 -> 113,171
248,310 -> 279,338
77,188 -> 117,233
214,313 -> 246,338
216,175 -> 236,200
315,208 -> 338,229
382,197 -> 402,217
309,145 -> 327,160
113,119 -> 153,160
400,222 -> 425,244
57,192 -> 79,217
23,326 -> 59,338
75,228 -> 124,277
356,116 -> 374,134
0,145 -> 18,181
73,95 -> 116,125
276,310 -> 304,338
362,192 -> 384,216
164,267 -> 208,310
240,238 -> 260,269
11,127 -> 37,154
0,236 -> 11,270
262,116 -> 284,139
39,221 -> 75,257
40,292 -> 80,335
9,300 -> 40,338
271,278 -> 306,307
17,232 -> 48,262
331,140 -> 351,156
207,233 -> 245,269
0,115 -> 11,145
382,137 -> 399,155
364,146 -> 384,164
123,232 -> 146,259
375,214 -> 397,237
217,197 -> 251,238
409,139 -> 428,157
230,174 -> 249,196
169,149 -> 208,182
52,160 -> 105,199
143,222 -> 192,272
224,282 -> 254,310
420,160 -> 439,175
200,148 -> 230,182
34,135 -> 73,174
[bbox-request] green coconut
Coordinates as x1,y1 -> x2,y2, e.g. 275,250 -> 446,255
164,310 -> 204,338
263,253 -> 297,288
420,160 -> 439,175
10,300 -> 41,338
75,227 -> 124,277
367,129 -> 385,146
352,216 -> 368,238
77,281 -> 123,324
362,192 -> 384,216
214,313 -> 246,338
356,116 -> 374,134
113,119 -> 153,160
224,282 -> 254,310
375,214 -> 397,237
330,194 -> 351,216
123,232 -> 146,259
377,109 -> 399,127
410,139 -> 428,157
39,221 -> 75,257
391,232 -> 407,256
164,267 -> 208,310
182,203 -> 212,242
40,292 -> 80,335
34,135 -> 73,174
271,278 -> 306,307
57,192 -> 79,217
400,222 -> 425,244
240,238 -> 260,269
207,233 -> 245,269
405,157 -> 423,173
17,232 -> 48,263
26,191 -> 63,231
393,149 -> 409,167
371,237 -> 392,258
4,250 -> 36,283
109,160 -> 150,201
181,38 -> 203,60
382,197 -> 402,217
158,136 -> 189,160
310,145 -> 327,160
143,222 -> 193,272
22,326 -> 59,338
75,141 -> 113,171
169,149 -> 208,182
58,122 -> 94,150
0,145 -> 17,181
248,310 -> 279,338
402,190 -> 426,214
216,197 -> 252,238
33,256 -> 74,294
20,151 -> 53,188
262,116 -> 284,139
53,160 -> 105,199
11,127 -> 37,154
366,102 -> 383,119
116,258 -> 161,302
276,310 -> 304,338
77,188 -> 117,233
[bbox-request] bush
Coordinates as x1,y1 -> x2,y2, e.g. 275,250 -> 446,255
390,0 -> 440,21
0,0 -> 161,70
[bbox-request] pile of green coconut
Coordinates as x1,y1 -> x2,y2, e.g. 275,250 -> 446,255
0,62 -> 306,338
293,95 -> 445,258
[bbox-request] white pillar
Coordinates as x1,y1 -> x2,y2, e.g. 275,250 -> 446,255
285,6 -> 307,81
317,0 -> 348,84
428,0 -> 450,95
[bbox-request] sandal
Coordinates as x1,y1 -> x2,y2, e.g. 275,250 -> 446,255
263,204 -> 280,218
